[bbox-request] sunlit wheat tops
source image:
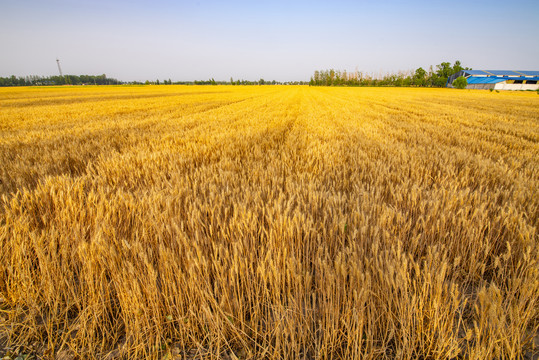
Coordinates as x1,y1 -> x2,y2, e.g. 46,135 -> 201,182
0,85 -> 538,359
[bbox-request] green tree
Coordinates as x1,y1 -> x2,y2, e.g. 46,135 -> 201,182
434,77 -> 448,87
436,62 -> 453,78
452,60 -> 464,75
452,76 -> 467,89
413,67 -> 427,86
314,70 -> 320,85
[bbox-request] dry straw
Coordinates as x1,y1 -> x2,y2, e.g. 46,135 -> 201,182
0,85 -> 538,359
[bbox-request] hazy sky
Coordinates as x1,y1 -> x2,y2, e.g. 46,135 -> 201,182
1,0 -> 539,82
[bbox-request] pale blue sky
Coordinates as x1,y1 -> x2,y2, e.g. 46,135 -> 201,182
1,0 -> 538,82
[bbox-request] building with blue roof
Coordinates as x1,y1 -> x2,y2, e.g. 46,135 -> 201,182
447,70 -> 539,90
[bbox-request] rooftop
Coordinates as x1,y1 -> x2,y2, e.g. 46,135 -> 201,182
466,76 -> 539,84
463,70 -> 539,77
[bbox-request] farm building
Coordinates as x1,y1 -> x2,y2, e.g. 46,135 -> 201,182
447,70 -> 539,90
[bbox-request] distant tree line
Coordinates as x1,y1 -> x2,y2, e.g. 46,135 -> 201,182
133,78 -> 307,86
191,78 -> 306,86
0,74 -> 122,87
0,75 -> 308,87
309,61 -> 470,87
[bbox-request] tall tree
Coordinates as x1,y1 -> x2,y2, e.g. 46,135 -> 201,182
452,60 -> 464,75
413,67 -> 427,86
436,62 -> 453,78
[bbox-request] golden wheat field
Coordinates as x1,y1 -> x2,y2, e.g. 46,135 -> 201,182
0,85 -> 538,359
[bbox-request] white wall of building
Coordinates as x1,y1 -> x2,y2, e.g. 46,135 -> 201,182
494,83 -> 539,90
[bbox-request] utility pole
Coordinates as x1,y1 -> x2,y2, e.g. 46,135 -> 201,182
56,58 -> 63,77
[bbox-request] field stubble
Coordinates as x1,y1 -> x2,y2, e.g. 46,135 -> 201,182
0,85 -> 538,359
